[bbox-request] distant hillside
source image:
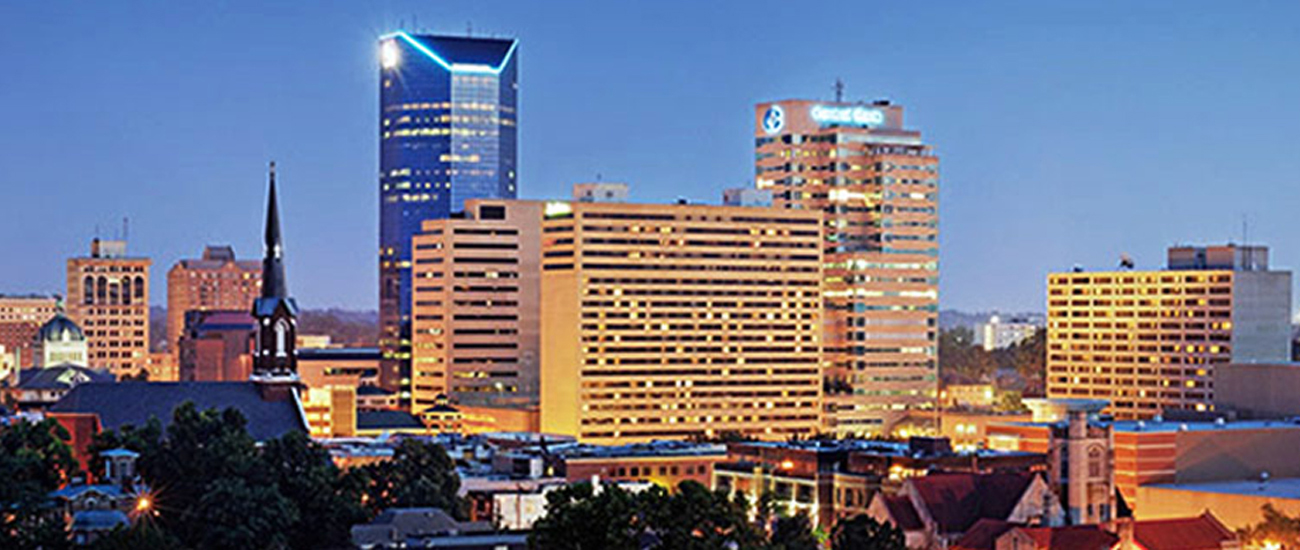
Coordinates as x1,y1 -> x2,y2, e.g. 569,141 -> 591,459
149,306 -> 378,352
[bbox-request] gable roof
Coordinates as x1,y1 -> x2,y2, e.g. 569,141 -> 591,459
1014,525 -> 1118,550
1134,513 -> 1235,550
953,519 -> 1016,550
882,494 -> 925,531
49,382 -> 307,441
910,472 -> 1037,534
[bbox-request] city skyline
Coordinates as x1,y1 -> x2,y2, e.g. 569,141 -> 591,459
3,1 -> 1300,314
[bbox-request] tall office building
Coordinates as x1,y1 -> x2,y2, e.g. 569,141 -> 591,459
378,31 -> 519,405
410,199 -> 542,413
66,239 -> 151,378
166,245 -> 261,354
0,295 -> 59,367
540,192 -> 824,444
755,99 -> 940,436
1046,244 -> 1291,419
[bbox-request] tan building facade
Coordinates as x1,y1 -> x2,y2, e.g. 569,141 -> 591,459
539,197 -> 824,444
1046,244 -> 1291,419
755,99 -> 940,437
166,245 -> 261,354
410,199 -> 543,415
66,239 -> 151,378
0,295 -> 59,367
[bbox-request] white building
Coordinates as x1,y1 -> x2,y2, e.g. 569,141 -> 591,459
975,315 -> 1041,351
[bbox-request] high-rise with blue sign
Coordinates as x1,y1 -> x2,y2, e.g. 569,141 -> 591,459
755,98 -> 940,438
378,32 -> 519,404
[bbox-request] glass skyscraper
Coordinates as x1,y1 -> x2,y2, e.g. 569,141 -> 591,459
378,32 -> 519,405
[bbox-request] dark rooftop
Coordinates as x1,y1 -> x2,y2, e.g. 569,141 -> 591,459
357,410 -> 426,431
50,382 -> 307,441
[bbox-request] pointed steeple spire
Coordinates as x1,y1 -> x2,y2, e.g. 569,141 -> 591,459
262,161 -> 288,298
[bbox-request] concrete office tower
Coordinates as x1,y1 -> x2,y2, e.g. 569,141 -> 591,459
166,245 -> 261,355
66,239 -> 151,378
540,192 -> 825,444
0,295 -> 59,367
378,31 -> 519,407
410,199 -> 543,413
755,99 -> 940,437
1046,244 -> 1291,419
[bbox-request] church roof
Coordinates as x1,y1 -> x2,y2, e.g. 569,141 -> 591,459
50,382 -> 308,441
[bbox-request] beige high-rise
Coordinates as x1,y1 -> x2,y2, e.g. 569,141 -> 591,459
1046,244 -> 1291,419
66,239 -> 151,378
410,199 -> 543,414
755,99 -> 940,436
166,245 -> 261,355
539,194 -> 824,444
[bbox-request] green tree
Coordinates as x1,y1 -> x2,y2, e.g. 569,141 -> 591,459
528,482 -> 644,550
769,513 -> 819,550
261,431 -> 367,549
831,514 -> 905,550
194,477 -> 298,550
0,418 -> 81,550
1239,504 -> 1300,549
90,402 -> 371,549
359,438 -> 461,517
643,481 -> 765,550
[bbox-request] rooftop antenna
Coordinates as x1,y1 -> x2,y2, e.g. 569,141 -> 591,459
467,21 -> 473,37
1242,214 -> 1249,247
596,172 -> 603,182
122,217 -> 129,242
833,78 -> 845,103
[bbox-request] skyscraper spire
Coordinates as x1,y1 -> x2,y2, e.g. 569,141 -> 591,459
262,161 -> 288,299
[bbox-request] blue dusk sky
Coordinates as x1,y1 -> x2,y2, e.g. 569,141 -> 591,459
1,1 -> 1298,314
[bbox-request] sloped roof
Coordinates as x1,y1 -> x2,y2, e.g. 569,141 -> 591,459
71,509 -> 129,531
1134,513 -> 1236,550
357,410 -> 425,430
882,494 -> 925,531
49,382 -> 307,441
1015,525 -> 1118,550
18,365 -> 113,390
953,519 -> 1016,550
910,472 -> 1036,534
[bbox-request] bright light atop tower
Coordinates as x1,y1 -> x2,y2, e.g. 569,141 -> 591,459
381,40 -> 400,69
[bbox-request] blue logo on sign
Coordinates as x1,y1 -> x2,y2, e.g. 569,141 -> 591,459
761,105 -> 785,134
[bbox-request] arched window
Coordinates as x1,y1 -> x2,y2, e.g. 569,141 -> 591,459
108,281 -> 120,305
274,319 -> 289,358
121,280 -> 131,305
83,276 -> 94,305
134,276 -> 145,300
96,276 -> 107,304
1088,446 -> 1103,478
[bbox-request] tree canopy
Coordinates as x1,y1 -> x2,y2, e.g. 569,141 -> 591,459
0,418 -> 81,549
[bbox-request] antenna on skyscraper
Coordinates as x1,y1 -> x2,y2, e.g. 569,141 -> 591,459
122,217 -> 129,242
1242,214 -> 1249,246
834,78 -> 845,103
467,21 -> 473,37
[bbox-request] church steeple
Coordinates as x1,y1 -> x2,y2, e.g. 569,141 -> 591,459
263,161 -> 288,299
251,161 -> 299,384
